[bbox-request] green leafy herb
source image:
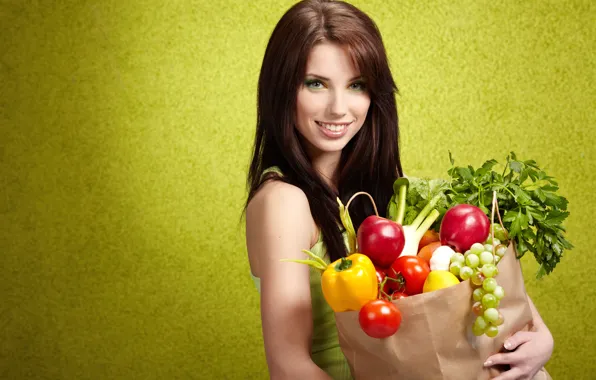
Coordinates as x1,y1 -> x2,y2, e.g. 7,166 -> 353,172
393,152 -> 573,279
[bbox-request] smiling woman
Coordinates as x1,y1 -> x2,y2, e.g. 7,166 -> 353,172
243,0 -> 402,378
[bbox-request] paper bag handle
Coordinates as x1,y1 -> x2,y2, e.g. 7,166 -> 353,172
490,190 -> 510,259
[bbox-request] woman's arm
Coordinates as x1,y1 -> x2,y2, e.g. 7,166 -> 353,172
246,181 -> 332,380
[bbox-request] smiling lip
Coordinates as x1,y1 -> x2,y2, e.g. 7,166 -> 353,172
316,120 -> 353,138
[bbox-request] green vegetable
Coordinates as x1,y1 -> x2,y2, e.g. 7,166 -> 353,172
337,197 -> 357,254
389,152 -> 573,279
387,178 -> 442,257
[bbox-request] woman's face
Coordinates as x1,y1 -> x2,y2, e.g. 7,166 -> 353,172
295,42 -> 371,158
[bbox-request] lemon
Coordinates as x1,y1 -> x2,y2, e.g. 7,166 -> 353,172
423,270 -> 460,293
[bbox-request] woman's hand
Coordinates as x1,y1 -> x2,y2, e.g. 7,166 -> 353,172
484,322 -> 554,380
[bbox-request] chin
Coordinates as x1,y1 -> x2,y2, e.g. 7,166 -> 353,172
309,138 -> 352,155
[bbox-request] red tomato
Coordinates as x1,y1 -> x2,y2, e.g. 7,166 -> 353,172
390,292 -> 408,301
383,271 -> 406,295
358,299 -> 402,339
388,256 -> 430,295
375,266 -> 396,295
375,267 -> 386,285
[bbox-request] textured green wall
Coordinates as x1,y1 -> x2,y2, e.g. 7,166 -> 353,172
1,0 -> 594,379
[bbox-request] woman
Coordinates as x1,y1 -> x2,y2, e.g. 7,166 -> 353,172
244,1 -> 554,379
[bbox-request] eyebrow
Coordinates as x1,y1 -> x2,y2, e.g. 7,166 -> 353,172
305,73 -> 364,82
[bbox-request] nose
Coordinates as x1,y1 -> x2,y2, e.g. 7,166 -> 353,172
327,90 -> 348,118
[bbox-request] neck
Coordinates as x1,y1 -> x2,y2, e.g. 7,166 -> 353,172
309,151 -> 341,192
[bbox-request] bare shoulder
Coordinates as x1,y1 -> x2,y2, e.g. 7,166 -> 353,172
246,179 -> 314,235
249,179 -> 310,212
246,180 -> 317,277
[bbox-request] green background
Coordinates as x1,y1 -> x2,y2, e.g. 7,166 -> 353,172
1,0 -> 594,379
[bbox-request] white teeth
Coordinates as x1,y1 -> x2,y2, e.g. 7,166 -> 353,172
317,122 -> 350,132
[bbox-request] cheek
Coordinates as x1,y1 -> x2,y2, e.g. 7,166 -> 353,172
354,96 -> 371,119
296,92 -> 321,121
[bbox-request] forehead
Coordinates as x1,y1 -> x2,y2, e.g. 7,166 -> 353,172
305,42 -> 360,79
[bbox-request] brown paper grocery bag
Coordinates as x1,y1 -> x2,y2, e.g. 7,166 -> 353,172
334,243 -> 552,380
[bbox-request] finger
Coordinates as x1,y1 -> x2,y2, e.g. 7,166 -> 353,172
503,331 -> 534,351
484,351 -> 522,367
490,366 -> 524,380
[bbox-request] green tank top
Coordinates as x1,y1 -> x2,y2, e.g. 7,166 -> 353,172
249,167 -> 353,380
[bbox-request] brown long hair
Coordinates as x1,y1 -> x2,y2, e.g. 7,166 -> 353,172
245,0 -> 403,262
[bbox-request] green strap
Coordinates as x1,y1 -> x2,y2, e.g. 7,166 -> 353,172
261,166 -> 283,177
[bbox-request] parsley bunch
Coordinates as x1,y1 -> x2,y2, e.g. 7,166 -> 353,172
397,152 -> 573,279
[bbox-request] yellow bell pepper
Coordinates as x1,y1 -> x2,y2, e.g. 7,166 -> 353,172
282,250 -> 378,312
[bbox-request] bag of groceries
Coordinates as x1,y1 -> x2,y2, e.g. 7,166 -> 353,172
334,241 -> 551,380
284,153 -> 570,380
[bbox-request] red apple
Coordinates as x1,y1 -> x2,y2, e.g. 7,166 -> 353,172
357,215 -> 405,268
439,204 -> 490,253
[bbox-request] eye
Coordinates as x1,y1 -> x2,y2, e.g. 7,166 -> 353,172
305,79 -> 324,89
350,81 -> 366,91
